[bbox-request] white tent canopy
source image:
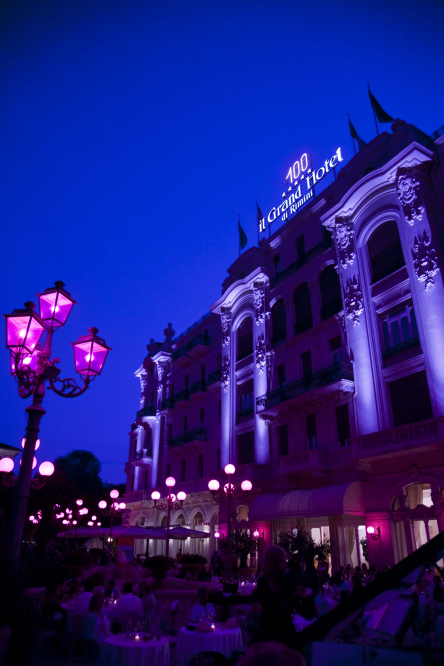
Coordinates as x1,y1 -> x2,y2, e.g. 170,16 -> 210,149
57,525 -> 210,539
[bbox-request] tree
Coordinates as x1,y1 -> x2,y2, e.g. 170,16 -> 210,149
219,528 -> 264,568
54,450 -> 103,498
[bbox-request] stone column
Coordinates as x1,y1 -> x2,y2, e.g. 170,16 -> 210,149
431,488 -> 444,532
220,307 -> 232,468
253,281 -> 269,464
328,516 -> 341,572
396,163 -> 444,416
333,216 -> 380,436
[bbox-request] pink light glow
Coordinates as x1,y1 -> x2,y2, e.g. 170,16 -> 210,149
5,308 -> 46,355
91,515 -> 97,520
241,480 -> 252,492
253,529 -> 260,538
208,479 -> 220,491
177,491 -> 186,501
214,531 -> 220,538
76,499 -> 83,506
165,476 -> 175,487
37,282 -> 76,329
151,491 -> 161,501
110,489 -> 119,499
20,456 -> 37,469
22,438 -> 41,451
97,522 -> 101,526
62,520 -> 69,525
71,328 -> 111,378
224,464 -> 235,476
39,461 -> 54,476
224,482 -> 235,493
72,520 -> 77,525
0,458 -> 14,473
98,500 -> 107,509
83,508 -> 89,515
119,502 -> 126,510
367,526 -> 375,535
29,515 -> 35,521
87,521 -> 93,526
170,493 -> 176,503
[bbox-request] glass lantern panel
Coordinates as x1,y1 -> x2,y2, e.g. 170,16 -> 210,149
7,315 -> 45,353
89,341 -> 109,375
73,340 -> 94,374
39,291 -> 74,327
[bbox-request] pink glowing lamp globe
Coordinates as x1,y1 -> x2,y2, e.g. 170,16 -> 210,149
29,515 -> 35,521
22,438 -> 40,451
39,461 -> 54,477
72,327 -> 111,378
98,500 -> 107,509
177,491 -> 186,501
110,489 -> 119,499
367,526 -> 375,535
119,502 -> 126,510
241,480 -> 252,492
87,521 -> 93,526
37,282 -> 76,329
165,476 -> 175,487
76,499 -> 83,506
208,479 -> 220,492
224,464 -> 235,476
151,491 -> 161,501
91,515 -> 97,521
253,529 -> 260,538
4,302 -> 46,355
214,531 -> 220,539
0,457 -> 14,473
20,457 -> 37,469
97,522 -> 101,526
72,520 -> 77,525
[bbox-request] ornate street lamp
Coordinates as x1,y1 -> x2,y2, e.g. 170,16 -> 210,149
58,500 -> 90,545
208,464 -> 252,580
98,489 -> 126,543
151,477 -> 186,558
0,455 -> 54,489
3,282 -> 111,565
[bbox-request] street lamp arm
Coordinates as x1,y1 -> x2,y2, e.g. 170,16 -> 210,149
48,375 -> 92,398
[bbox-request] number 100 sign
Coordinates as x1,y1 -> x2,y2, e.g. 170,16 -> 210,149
285,153 -> 311,185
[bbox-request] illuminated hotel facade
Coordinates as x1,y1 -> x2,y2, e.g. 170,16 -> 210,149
124,119 -> 444,570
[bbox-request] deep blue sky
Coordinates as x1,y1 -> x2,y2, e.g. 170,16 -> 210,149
1,0 -> 443,483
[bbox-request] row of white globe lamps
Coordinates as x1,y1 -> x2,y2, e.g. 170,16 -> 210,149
0,438 -> 55,478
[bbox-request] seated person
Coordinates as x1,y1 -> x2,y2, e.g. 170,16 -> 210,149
74,579 -> 95,616
198,565 -> 211,582
104,579 -> 118,600
313,582 -> 330,618
114,582 -> 143,620
293,586 -> 316,621
42,584 -> 67,634
190,589 -> 216,622
82,594 -> 109,655
139,583 -> 157,617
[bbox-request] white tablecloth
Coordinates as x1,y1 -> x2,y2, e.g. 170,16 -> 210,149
176,625 -> 242,666
292,615 -> 314,632
238,583 -> 257,595
97,634 -> 170,666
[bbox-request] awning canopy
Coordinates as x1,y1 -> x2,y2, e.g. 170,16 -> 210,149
57,525 -> 211,539
249,481 -> 365,522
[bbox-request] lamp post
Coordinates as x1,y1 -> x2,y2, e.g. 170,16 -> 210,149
3,282 -> 111,566
98,490 -> 126,544
0,455 -> 54,489
151,477 -> 186,558
208,464 -> 252,580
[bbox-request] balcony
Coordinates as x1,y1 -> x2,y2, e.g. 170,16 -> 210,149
256,361 -> 354,415
172,346 -> 193,368
279,449 -> 329,480
353,417 -> 442,464
132,447 -> 153,466
294,317 -> 313,337
136,406 -> 157,419
382,336 -> 422,368
161,397 -> 175,413
236,405 -> 254,424
187,334 -> 211,358
321,299 -> 343,321
270,238 -> 332,290
174,390 -> 190,408
168,428 -> 207,455
190,379 -> 207,402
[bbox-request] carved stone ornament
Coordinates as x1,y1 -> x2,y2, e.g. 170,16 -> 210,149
397,170 -> 424,225
255,334 -> 266,373
334,216 -> 355,269
157,361 -> 168,389
220,307 -> 231,347
139,372 -> 148,399
411,230 -> 439,289
344,275 -> 364,326
253,281 -> 266,325
221,357 -> 230,393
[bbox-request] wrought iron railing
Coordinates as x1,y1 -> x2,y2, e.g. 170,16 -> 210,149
168,428 -> 207,449
174,390 -> 190,403
256,361 -> 354,412
208,368 -> 221,385
382,336 -> 421,360
188,334 -> 211,351
236,405 -> 254,423
134,447 -> 152,460
190,380 -> 207,395
161,398 -> 174,410
270,238 -> 333,290
136,406 -> 156,418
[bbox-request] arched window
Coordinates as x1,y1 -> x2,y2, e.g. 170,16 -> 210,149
271,300 -> 287,345
368,221 -> 405,283
294,284 -> 313,335
237,317 -> 253,361
320,266 -> 343,320
193,511 -> 204,527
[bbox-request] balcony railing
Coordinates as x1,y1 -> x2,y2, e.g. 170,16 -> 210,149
188,334 -> 211,351
294,316 -> 313,336
431,124 -> 444,140
168,428 -> 207,450
161,398 -> 175,410
382,336 -> 421,361
236,406 -> 254,423
136,406 -> 156,418
174,390 -> 190,404
270,238 -> 333,290
172,346 -> 189,362
208,368 -> 221,385
256,361 -> 354,413
134,446 -> 152,460
320,299 -> 343,321
190,380 -> 207,395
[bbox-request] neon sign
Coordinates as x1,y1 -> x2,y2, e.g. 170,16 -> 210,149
258,147 -> 343,234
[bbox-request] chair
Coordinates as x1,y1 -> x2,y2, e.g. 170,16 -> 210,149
121,611 -> 143,632
188,651 -> 229,666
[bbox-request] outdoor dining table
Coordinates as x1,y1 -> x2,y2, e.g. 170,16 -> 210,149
61,601 -> 116,630
97,634 -> 170,666
176,624 -> 242,666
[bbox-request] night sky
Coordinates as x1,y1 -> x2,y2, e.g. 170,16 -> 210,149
1,0 -> 443,483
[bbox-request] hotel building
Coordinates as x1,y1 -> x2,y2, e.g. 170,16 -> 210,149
124,119 -> 444,570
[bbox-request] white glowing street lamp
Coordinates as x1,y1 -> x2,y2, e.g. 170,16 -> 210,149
208,464 -> 252,579
151,477 -> 186,558
98,489 -> 126,542
3,283 -> 111,565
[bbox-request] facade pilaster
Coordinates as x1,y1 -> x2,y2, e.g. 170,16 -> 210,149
152,352 -> 170,488
220,307 -> 232,467
253,280 -> 269,464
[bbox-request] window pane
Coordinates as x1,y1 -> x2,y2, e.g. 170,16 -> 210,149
238,430 -> 255,465
391,320 -> 401,346
401,315 -> 411,342
388,370 -> 433,426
